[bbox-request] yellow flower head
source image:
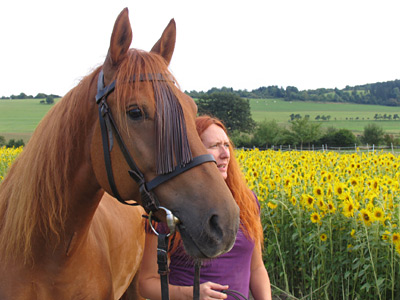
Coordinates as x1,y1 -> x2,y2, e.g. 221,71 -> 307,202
320,233 -> 327,242
317,199 -> 327,211
335,182 -> 346,199
290,196 -> 297,206
313,185 -> 324,198
303,194 -> 315,209
359,208 -> 374,226
382,230 -> 391,241
373,207 -> 385,223
310,212 -> 321,224
342,200 -> 355,218
327,201 -> 336,214
392,232 -> 400,245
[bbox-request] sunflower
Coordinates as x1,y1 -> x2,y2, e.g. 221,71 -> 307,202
392,232 -> 400,244
313,185 -> 324,198
310,212 -> 321,224
316,199 -> 327,212
359,208 -> 373,226
373,207 -> 385,224
334,182 -> 346,199
320,233 -> 327,242
382,230 -> 391,241
348,177 -> 359,187
267,201 -> 278,210
327,201 -> 336,214
283,176 -> 292,187
301,194 -> 315,209
290,196 -> 297,206
342,200 -> 355,218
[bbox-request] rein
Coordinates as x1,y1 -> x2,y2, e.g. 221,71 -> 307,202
95,70 -> 215,213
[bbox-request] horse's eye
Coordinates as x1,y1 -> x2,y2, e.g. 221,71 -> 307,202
127,107 -> 143,120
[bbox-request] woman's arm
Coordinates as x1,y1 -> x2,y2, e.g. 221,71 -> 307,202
249,242 -> 272,300
138,233 -> 228,300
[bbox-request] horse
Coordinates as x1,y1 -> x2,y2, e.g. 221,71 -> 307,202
0,8 -> 239,300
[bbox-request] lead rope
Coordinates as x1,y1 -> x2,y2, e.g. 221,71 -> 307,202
157,233 -> 170,300
193,261 -> 201,300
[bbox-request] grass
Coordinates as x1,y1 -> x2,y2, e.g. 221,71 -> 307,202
250,98 -> 400,135
0,99 -> 60,142
1,97 -> 400,143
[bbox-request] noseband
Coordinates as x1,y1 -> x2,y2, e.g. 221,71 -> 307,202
95,70 -> 215,213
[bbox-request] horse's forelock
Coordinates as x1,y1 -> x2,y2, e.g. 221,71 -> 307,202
115,49 -> 193,174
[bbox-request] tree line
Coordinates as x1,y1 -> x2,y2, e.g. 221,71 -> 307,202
187,79 -> 400,107
1,93 -> 61,100
195,91 -> 399,149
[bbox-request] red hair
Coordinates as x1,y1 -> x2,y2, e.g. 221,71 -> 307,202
196,115 -> 263,246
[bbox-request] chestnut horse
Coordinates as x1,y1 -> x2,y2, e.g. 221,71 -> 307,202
0,8 -> 239,300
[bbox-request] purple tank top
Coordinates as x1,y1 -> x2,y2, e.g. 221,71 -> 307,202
168,226 -> 254,299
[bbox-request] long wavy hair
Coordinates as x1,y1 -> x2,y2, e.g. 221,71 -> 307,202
196,115 -> 263,246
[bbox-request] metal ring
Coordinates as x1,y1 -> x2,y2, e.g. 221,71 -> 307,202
148,206 -> 180,237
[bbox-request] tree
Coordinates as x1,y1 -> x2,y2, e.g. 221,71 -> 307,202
288,117 -> 322,149
0,136 -> 5,147
360,124 -> 384,145
46,95 -> 54,104
197,92 -> 255,133
252,120 -> 283,148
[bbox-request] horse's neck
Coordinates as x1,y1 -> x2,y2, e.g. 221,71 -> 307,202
21,94 -> 103,263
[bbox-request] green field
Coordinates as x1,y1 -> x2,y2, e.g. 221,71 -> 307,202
1,98 -> 400,143
0,99 -> 60,142
250,98 -> 400,135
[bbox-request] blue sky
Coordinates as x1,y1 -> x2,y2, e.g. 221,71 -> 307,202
1,0 -> 400,97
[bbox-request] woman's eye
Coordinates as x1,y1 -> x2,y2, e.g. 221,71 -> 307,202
127,107 -> 143,120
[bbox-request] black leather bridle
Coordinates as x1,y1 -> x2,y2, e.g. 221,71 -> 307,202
95,69 -> 216,214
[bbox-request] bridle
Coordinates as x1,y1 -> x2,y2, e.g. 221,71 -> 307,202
95,69 -> 215,214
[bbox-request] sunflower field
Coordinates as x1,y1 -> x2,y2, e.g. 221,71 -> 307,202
0,146 -> 23,181
237,148 -> 400,300
1,146 -> 399,299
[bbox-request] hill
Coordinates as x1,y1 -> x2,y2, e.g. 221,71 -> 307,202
186,79 -> 400,107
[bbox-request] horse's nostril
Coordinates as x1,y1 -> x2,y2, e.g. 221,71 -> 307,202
209,214 -> 223,239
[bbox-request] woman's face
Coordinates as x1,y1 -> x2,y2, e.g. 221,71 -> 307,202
200,124 -> 230,180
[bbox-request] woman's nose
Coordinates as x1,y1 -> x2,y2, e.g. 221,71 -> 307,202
219,146 -> 230,158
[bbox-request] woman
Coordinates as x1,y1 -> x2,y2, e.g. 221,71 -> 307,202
139,115 -> 272,300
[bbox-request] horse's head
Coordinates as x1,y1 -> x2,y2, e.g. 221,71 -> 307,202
90,8 -> 239,258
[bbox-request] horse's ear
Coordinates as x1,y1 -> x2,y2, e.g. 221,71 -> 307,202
104,8 -> 132,71
151,19 -> 176,65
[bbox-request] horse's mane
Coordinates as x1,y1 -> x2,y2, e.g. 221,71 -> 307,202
0,49 -> 190,263
0,67 -> 101,263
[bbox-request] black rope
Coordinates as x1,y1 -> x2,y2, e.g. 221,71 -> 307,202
222,289 -> 249,300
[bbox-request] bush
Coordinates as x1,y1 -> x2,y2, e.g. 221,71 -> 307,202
361,124 -> 384,145
318,128 -> 358,147
6,139 -> 25,148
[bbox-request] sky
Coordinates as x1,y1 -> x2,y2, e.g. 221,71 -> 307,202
1,0 -> 400,97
